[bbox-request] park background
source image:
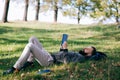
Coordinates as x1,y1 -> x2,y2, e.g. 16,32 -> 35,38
0,0 -> 119,24
0,0 -> 120,80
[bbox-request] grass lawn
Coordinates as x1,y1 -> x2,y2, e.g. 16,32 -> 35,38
0,21 -> 120,80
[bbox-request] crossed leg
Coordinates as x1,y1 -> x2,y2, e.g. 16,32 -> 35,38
13,36 -> 53,69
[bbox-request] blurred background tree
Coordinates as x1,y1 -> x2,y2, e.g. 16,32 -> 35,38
35,0 -> 40,21
61,0 -> 91,24
1,0 -> 120,24
76,0 -> 89,24
90,0 -> 120,24
23,0 -> 29,21
2,0 -> 10,23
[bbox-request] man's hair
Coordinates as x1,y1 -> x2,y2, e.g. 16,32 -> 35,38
79,46 -> 97,56
91,46 -> 96,55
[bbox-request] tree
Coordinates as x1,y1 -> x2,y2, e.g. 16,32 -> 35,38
53,0 -> 72,23
43,0 -> 60,22
43,0 -> 72,23
53,1 -> 58,22
2,0 -> 10,23
23,0 -> 29,21
90,0 -> 120,24
89,0 -> 103,18
109,0 -> 120,24
35,0 -> 40,21
62,0 -> 89,24
76,0 -> 89,24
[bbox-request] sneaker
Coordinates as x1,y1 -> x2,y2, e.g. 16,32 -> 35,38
20,61 -> 33,70
3,67 -> 15,75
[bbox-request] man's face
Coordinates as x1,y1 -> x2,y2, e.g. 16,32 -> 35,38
83,46 -> 94,56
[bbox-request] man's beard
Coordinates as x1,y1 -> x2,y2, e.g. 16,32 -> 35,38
79,50 -> 87,56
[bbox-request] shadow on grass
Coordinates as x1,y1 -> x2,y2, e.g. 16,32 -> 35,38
11,57 -> 120,80
0,57 -> 19,70
0,26 -> 14,34
0,26 -> 61,35
0,37 -> 28,44
0,56 -> 42,71
0,26 -> 61,45
0,24 -> 120,80
0,53 -> 120,80
68,40 -> 99,45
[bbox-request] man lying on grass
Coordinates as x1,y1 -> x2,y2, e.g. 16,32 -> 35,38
3,36 -> 107,75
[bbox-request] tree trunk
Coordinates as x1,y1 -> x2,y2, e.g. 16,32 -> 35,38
116,15 -> 119,24
2,0 -> 10,23
23,0 -> 29,21
115,6 -> 119,24
77,15 -> 80,24
114,2 -> 119,24
77,6 -> 80,24
54,2 -> 58,22
35,0 -> 40,21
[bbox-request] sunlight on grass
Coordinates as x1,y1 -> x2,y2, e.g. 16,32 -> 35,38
0,44 -> 23,52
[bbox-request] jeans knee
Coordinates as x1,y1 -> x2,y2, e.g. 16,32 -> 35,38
29,36 -> 37,42
27,43 -> 34,49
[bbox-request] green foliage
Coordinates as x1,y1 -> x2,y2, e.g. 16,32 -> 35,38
62,0 -> 71,5
62,0 -> 90,24
0,22 -> 120,80
42,0 -> 120,23
90,0 -> 120,23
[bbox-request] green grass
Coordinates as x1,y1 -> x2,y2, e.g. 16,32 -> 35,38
0,21 -> 120,80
